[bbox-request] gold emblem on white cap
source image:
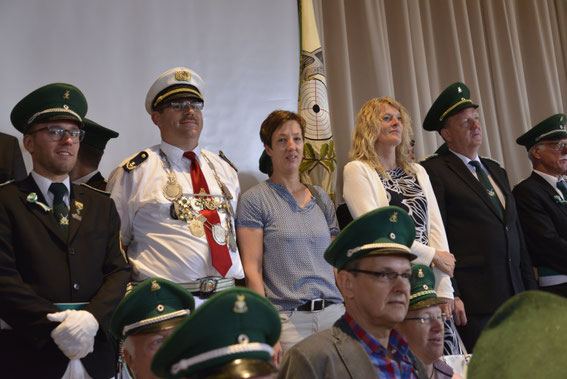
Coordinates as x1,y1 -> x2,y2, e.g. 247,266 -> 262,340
175,70 -> 191,82
389,211 -> 398,223
233,294 -> 248,314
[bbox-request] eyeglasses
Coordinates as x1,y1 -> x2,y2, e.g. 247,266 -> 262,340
405,313 -> 447,324
161,100 -> 204,112
346,269 -> 411,282
28,125 -> 85,142
539,141 -> 567,152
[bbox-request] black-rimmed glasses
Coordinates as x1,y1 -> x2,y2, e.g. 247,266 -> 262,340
346,269 -> 411,282
28,125 -> 85,142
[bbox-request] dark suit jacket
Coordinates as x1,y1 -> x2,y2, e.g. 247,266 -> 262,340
420,152 -> 537,315
86,171 -> 108,191
513,172 -> 567,273
0,132 -> 26,182
278,317 -> 426,379
0,175 -> 130,378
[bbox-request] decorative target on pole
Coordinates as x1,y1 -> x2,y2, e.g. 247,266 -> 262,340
300,78 -> 332,141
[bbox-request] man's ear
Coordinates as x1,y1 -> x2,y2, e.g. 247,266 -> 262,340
23,134 -> 34,154
439,127 -> 450,142
336,269 -> 355,300
530,145 -> 541,160
151,111 -> 161,127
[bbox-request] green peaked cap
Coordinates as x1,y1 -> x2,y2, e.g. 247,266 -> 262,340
408,264 -> 445,311
11,83 -> 87,134
324,206 -> 417,271
151,287 -> 281,379
110,277 -> 195,340
468,291 -> 567,378
82,118 -> 119,150
423,82 -> 478,132
516,113 -> 567,151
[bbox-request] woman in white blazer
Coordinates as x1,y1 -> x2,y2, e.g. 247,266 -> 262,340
343,97 -> 465,353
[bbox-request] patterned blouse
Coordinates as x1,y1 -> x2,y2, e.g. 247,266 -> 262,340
380,167 -> 429,246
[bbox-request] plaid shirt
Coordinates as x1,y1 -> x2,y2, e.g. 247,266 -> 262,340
345,313 -> 417,379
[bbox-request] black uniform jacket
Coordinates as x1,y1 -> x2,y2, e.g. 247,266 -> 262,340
85,171 -> 108,191
420,151 -> 537,315
0,132 -> 26,182
0,175 -> 130,378
513,172 -> 567,273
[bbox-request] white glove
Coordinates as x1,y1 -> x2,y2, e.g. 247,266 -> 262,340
47,310 -> 99,360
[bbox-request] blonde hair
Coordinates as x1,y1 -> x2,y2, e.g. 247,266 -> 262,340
350,97 -> 415,178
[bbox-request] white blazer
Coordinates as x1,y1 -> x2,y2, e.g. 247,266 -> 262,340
343,160 -> 454,298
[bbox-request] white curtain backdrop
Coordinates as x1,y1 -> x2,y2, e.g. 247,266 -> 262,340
0,0 -> 299,192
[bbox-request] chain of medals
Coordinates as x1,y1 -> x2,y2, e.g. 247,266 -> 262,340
159,150 -> 237,251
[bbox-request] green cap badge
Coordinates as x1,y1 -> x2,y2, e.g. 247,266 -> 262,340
324,206 -> 417,271
516,113 -> 567,151
11,83 -> 87,134
423,82 -> 478,132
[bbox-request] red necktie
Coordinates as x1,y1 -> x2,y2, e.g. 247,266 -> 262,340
183,151 -> 232,277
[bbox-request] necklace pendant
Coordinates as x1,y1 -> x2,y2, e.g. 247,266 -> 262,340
212,224 -> 227,245
189,219 -> 205,238
163,181 -> 183,201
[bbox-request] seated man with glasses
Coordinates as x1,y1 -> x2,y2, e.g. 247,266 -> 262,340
0,83 -> 130,378
398,264 -> 459,379
514,114 -> 567,297
107,67 -> 242,307
279,206 -> 427,379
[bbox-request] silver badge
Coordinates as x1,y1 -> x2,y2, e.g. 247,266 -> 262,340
212,224 -> 227,245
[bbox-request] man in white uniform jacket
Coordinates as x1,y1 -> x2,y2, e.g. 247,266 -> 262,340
108,67 -> 243,305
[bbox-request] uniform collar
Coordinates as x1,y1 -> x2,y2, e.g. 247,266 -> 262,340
31,171 -> 71,207
72,170 -> 100,185
160,140 -> 202,166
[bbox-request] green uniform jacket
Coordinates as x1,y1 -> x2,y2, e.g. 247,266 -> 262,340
0,175 -> 130,378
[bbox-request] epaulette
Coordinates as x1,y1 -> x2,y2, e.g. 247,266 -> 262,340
0,179 -> 14,187
219,150 -> 238,172
481,156 -> 503,167
122,151 -> 149,172
80,183 -> 111,196
418,153 -> 438,163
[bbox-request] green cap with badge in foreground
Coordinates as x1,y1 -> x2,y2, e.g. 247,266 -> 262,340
145,67 -> 205,114
82,118 -> 119,151
408,264 -> 446,311
10,83 -> 88,134
324,206 -> 417,271
516,113 -> 567,151
151,287 -> 281,379
423,82 -> 479,132
468,291 -> 567,378
110,277 -> 195,340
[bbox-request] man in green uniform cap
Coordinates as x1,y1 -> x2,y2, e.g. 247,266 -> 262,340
513,113 -> 567,297
419,82 -> 537,351
70,118 -> 119,191
279,206 -> 426,379
151,287 -> 280,379
0,83 -> 131,378
110,277 -> 195,379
